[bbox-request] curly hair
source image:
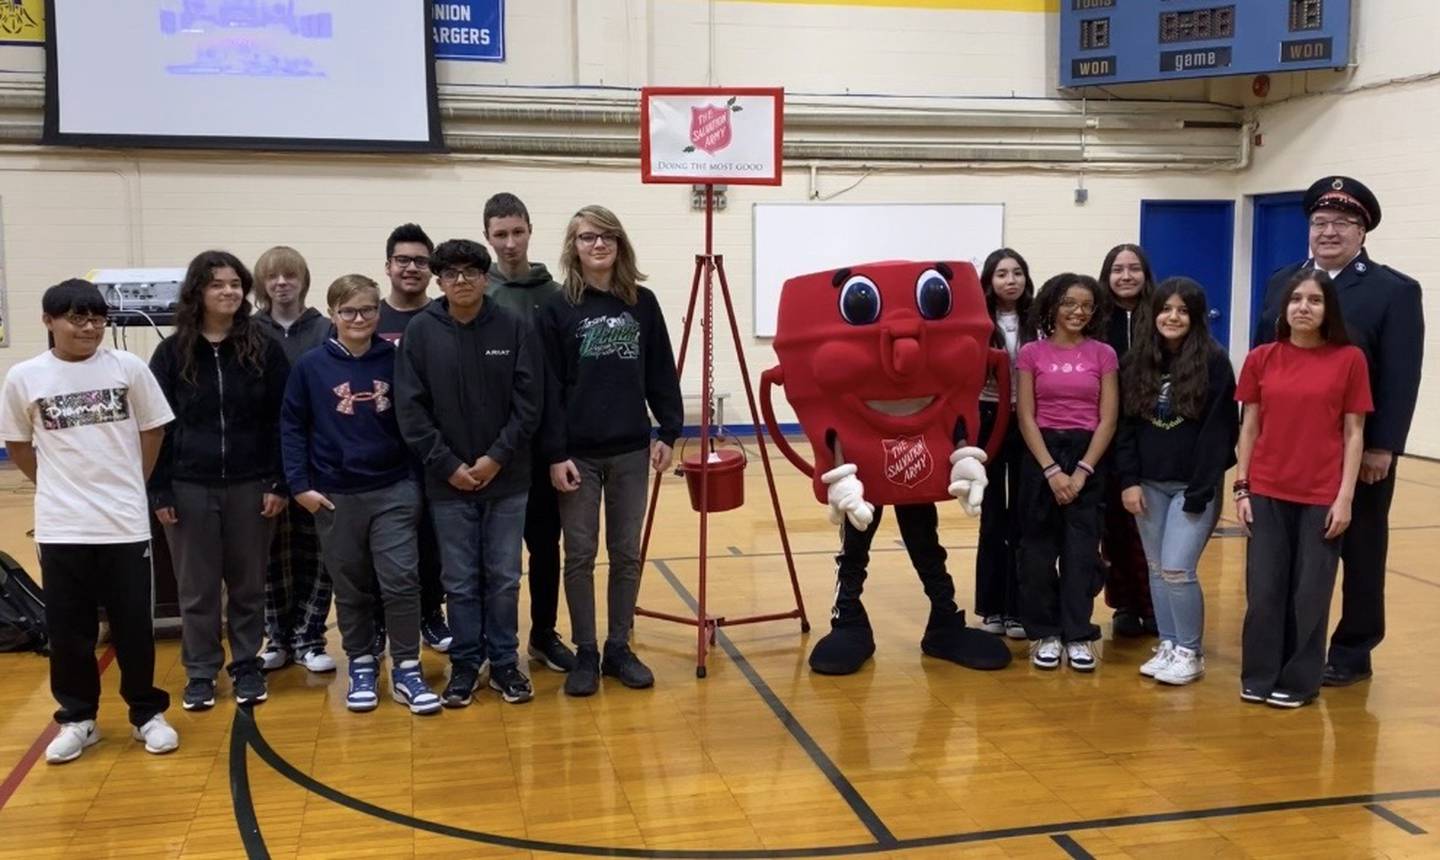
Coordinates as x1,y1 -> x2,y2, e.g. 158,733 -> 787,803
980,247 -> 1035,350
1121,277 -> 1223,420
1028,273 -> 1107,339
173,250 -> 270,385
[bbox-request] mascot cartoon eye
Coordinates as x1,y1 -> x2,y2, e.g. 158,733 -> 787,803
839,275 -> 882,325
915,268 -> 952,320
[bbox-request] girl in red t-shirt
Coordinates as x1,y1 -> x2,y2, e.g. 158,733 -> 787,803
1235,268 -> 1372,709
1016,273 -> 1119,673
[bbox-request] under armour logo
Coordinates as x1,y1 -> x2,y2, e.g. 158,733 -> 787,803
333,380 -> 391,415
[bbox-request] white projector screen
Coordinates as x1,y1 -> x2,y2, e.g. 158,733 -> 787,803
752,203 -> 1005,337
43,0 -> 442,152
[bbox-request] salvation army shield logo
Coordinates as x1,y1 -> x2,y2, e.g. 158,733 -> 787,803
688,104 -> 733,155
882,435 -> 934,488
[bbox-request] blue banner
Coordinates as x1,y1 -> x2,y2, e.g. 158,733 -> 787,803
432,0 -> 503,62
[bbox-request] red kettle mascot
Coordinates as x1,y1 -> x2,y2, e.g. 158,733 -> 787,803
762,260 -> 1013,674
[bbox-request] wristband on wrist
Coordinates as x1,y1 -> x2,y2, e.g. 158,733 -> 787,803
1076,461 -> 1094,476
1042,463 -> 1062,478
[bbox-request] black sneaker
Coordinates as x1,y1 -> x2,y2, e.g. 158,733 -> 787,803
564,648 -> 601,697
182,678 -> 216,711
488,663 -> 535,704
232,666 -> 268,706
1266,689 -> 1315,709
442,664 -> 480,708
528,632 -> 577,673
601,643 -> 655,689
1321,664 -> 1372,687
421,613 -> 453,653
1112,610 -> 1146,638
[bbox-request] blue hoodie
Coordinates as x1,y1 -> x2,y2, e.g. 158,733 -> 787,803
280,336 -> 411,495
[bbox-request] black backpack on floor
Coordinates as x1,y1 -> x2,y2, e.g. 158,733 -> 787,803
0,551 -> 47,654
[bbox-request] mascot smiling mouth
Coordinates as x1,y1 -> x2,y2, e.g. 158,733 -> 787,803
863,395 -> 936,417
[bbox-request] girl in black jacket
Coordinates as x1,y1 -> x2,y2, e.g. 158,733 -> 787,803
1116,277 -> 1238,686
1098,243 -> 1158,637
973,248 -> 1036,639
149,250 -> 289,711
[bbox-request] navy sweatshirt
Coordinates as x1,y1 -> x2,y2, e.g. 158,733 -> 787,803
280,336 -> 411,495
538,286 -> 683,463
1114,347 -> 1239,512
393,298 -> 542,502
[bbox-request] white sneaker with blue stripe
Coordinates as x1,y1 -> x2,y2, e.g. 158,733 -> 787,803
346,656 -> 379,712
392,661 -> 442,715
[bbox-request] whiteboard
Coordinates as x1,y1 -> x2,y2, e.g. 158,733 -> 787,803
752,203 -> 1004,337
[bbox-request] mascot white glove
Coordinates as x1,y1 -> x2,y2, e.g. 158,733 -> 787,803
821,463 -> 875,531
948,446 -> 989,517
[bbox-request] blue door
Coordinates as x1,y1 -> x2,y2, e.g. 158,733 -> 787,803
1249,191 -> 1308,346
1139,200 -> 1235,348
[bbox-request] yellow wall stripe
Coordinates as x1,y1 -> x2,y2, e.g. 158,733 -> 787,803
717,0 -> 1058,11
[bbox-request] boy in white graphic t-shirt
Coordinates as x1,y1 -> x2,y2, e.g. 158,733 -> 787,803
0,280 -> 179,764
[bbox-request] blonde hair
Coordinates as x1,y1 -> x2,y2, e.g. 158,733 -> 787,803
326,274 -> 381,310
253,245 -> 312,311
559,205 -> 646,306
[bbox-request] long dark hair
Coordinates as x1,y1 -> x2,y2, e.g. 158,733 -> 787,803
173,250 -> 269,385
980,247 -> 1035,349
1099,243 -> 1156,327
1122,277 -> 1223,419
1029,273 -> 1107,339
1275,268 -> 1351,346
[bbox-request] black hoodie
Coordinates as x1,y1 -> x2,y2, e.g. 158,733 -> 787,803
255,306 -> 331,366
148,332 -> 290,507
538,286 -> 683,462
393,297 -> 542,502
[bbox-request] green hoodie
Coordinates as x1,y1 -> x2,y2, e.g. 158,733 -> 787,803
488,262 -> 562,323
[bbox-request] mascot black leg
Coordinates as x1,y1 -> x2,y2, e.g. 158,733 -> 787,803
896,504 -> 1013,671
808,507 -> 882,675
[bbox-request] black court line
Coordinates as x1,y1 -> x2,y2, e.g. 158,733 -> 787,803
1050,834 -> 1096,859
228,713 -> 1440,860
229,707 -> 269,860
1365,803 -> 1429,834
650,558 -> 899,847
1389,568 -> 1440,590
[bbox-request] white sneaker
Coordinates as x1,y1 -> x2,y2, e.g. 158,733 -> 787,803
979,614 -> 1005,635
1155,646 -> 1205,686
1139,640 -> 1176,678
259,643 -> 292,672
297,648 -> 337,673
1066,641 -> 1097,672
1004,618 -> 1027,640
132,714 -> 179,754
46,720 -> 99,764
1030,636 -> 1062,670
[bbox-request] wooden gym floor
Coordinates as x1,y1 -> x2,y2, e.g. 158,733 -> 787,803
1,447 -> 1439,859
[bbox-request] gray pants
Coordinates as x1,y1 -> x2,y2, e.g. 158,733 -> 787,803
166,480 -> 275,679
314,480 -> 422,662
1241,494 -> 1342,700
557,448 -> 650,651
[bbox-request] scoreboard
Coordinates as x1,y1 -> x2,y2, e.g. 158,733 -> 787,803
1060,0 -> 1353,88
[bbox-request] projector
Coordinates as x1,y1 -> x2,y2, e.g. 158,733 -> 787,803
86,268 -> 186,327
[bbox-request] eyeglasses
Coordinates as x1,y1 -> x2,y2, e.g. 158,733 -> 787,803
1059,299 -> 1096,314
438,267 -> 485,286
1309,217 -> 1362,232
390,254 -> 430,270
61,312 -> 108,329
577,232 -> 619,247
335,305 -> 379,322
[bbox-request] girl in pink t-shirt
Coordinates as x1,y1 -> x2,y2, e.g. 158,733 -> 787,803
1015,273 -> 1119,673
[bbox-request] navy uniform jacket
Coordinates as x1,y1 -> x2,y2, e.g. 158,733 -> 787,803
1252,249 -> 1424,454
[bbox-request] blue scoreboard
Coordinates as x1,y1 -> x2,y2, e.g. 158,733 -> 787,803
1060,0 -> 1353,88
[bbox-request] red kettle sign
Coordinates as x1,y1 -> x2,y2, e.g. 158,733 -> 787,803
640,87 -> 783,186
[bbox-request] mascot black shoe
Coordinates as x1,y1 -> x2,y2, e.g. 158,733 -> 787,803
921,608 -> 1012,670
